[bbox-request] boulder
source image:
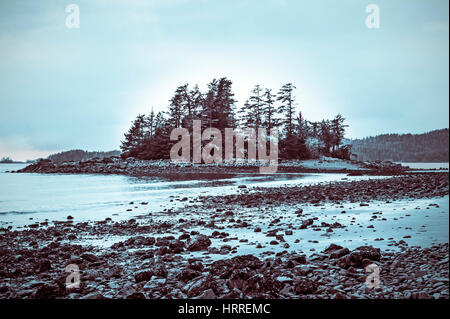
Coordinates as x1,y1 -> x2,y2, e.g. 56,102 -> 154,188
34,284 -> 60,299
293,278 -> 317,295
81,253 -> 99,262
134,269 -> 153,283
178,269 -> 202,282
37,259 -> 51,273
210,255 -> 263,279
198,288 -> 217,299
187,235 -> 211,251
330,248 -> 350,259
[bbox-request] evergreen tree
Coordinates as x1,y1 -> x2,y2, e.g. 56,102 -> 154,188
189,84 -> 203,117
248,85 -> 263,128
277,83 -> 296,136
330,114 -> 347,151
263,88 -> 278,130
120,114 -> 146,156
200,77 -> 236,131
145,108 -> 156,138
295,111 -> 309,140
167,86 -> 186,128
319,120 -> 333,154
200,79 -> 219,128
215,77 -> 237,130
154,112 -> 166,133
181,84 -> 203,129
238,99 -> 253,128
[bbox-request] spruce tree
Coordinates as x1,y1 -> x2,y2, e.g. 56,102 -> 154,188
277,83 -> 296,137
168,86 -> 186,128
248,84 -> 263,128
200,79 -> 219,129
145,108 -> 155,138
120,114 -> 146,156
238,99 -> 253,128
330,114 -> 347,151
295,111 -> 309,140
215,77 -> 237,131
263,88 -> 278,130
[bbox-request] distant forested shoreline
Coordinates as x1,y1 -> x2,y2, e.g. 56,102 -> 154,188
349,129 -> 449,162
46,150 -> 120,164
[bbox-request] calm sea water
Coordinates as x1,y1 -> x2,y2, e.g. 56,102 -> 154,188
0,163 -> 376,228
1,163 -> 448,253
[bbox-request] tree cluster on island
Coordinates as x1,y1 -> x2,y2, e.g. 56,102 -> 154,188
0,157 -> 15,163
120,77 -> 351,162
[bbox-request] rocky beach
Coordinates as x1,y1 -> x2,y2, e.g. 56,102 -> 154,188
0,170 -> 448,299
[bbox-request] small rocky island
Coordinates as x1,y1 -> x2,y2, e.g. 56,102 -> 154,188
13,156 -> 407,176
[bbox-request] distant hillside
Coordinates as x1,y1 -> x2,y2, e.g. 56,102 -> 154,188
349,129 -> 449,162
47,149 -> 120,164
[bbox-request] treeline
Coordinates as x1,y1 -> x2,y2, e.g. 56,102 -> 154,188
47,150 -> 121,164
350,129 -> 449,162
0,157 -> 14,163
121,77 -> 350,161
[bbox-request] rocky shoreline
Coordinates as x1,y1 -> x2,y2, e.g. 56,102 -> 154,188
0,222 -> 448,299
199,173 -> 450,207
12,156 -> 407,176
0,173 -> 448,299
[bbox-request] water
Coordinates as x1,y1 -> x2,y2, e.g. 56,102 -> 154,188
1,163 -> 448,254
0,163 -> 380,228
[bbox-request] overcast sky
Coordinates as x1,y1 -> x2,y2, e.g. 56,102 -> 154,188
0,0 -> 448,161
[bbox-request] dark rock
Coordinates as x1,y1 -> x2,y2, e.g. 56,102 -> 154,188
293,279 -> 317,295
169,240 -> 185,253
324,243 -> 343,253
356,246 -> 381,261
81,292 -> 107,299
37,259 -> 51,273
187,235 -> 211,251
154,263 -> 168,278
34,284 -> 59,299
178,269 -> 202,282
135,269 -> 153,282
291,254 -> 307,264
210,255 -> 263,279
300,218 -> 314,229
339,252 -> 363,269
188,261 -> 204,272
81,253 -> 99,262
330,248 -> 350,259
198,288 -> 217,299
126,292 -> 146,299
